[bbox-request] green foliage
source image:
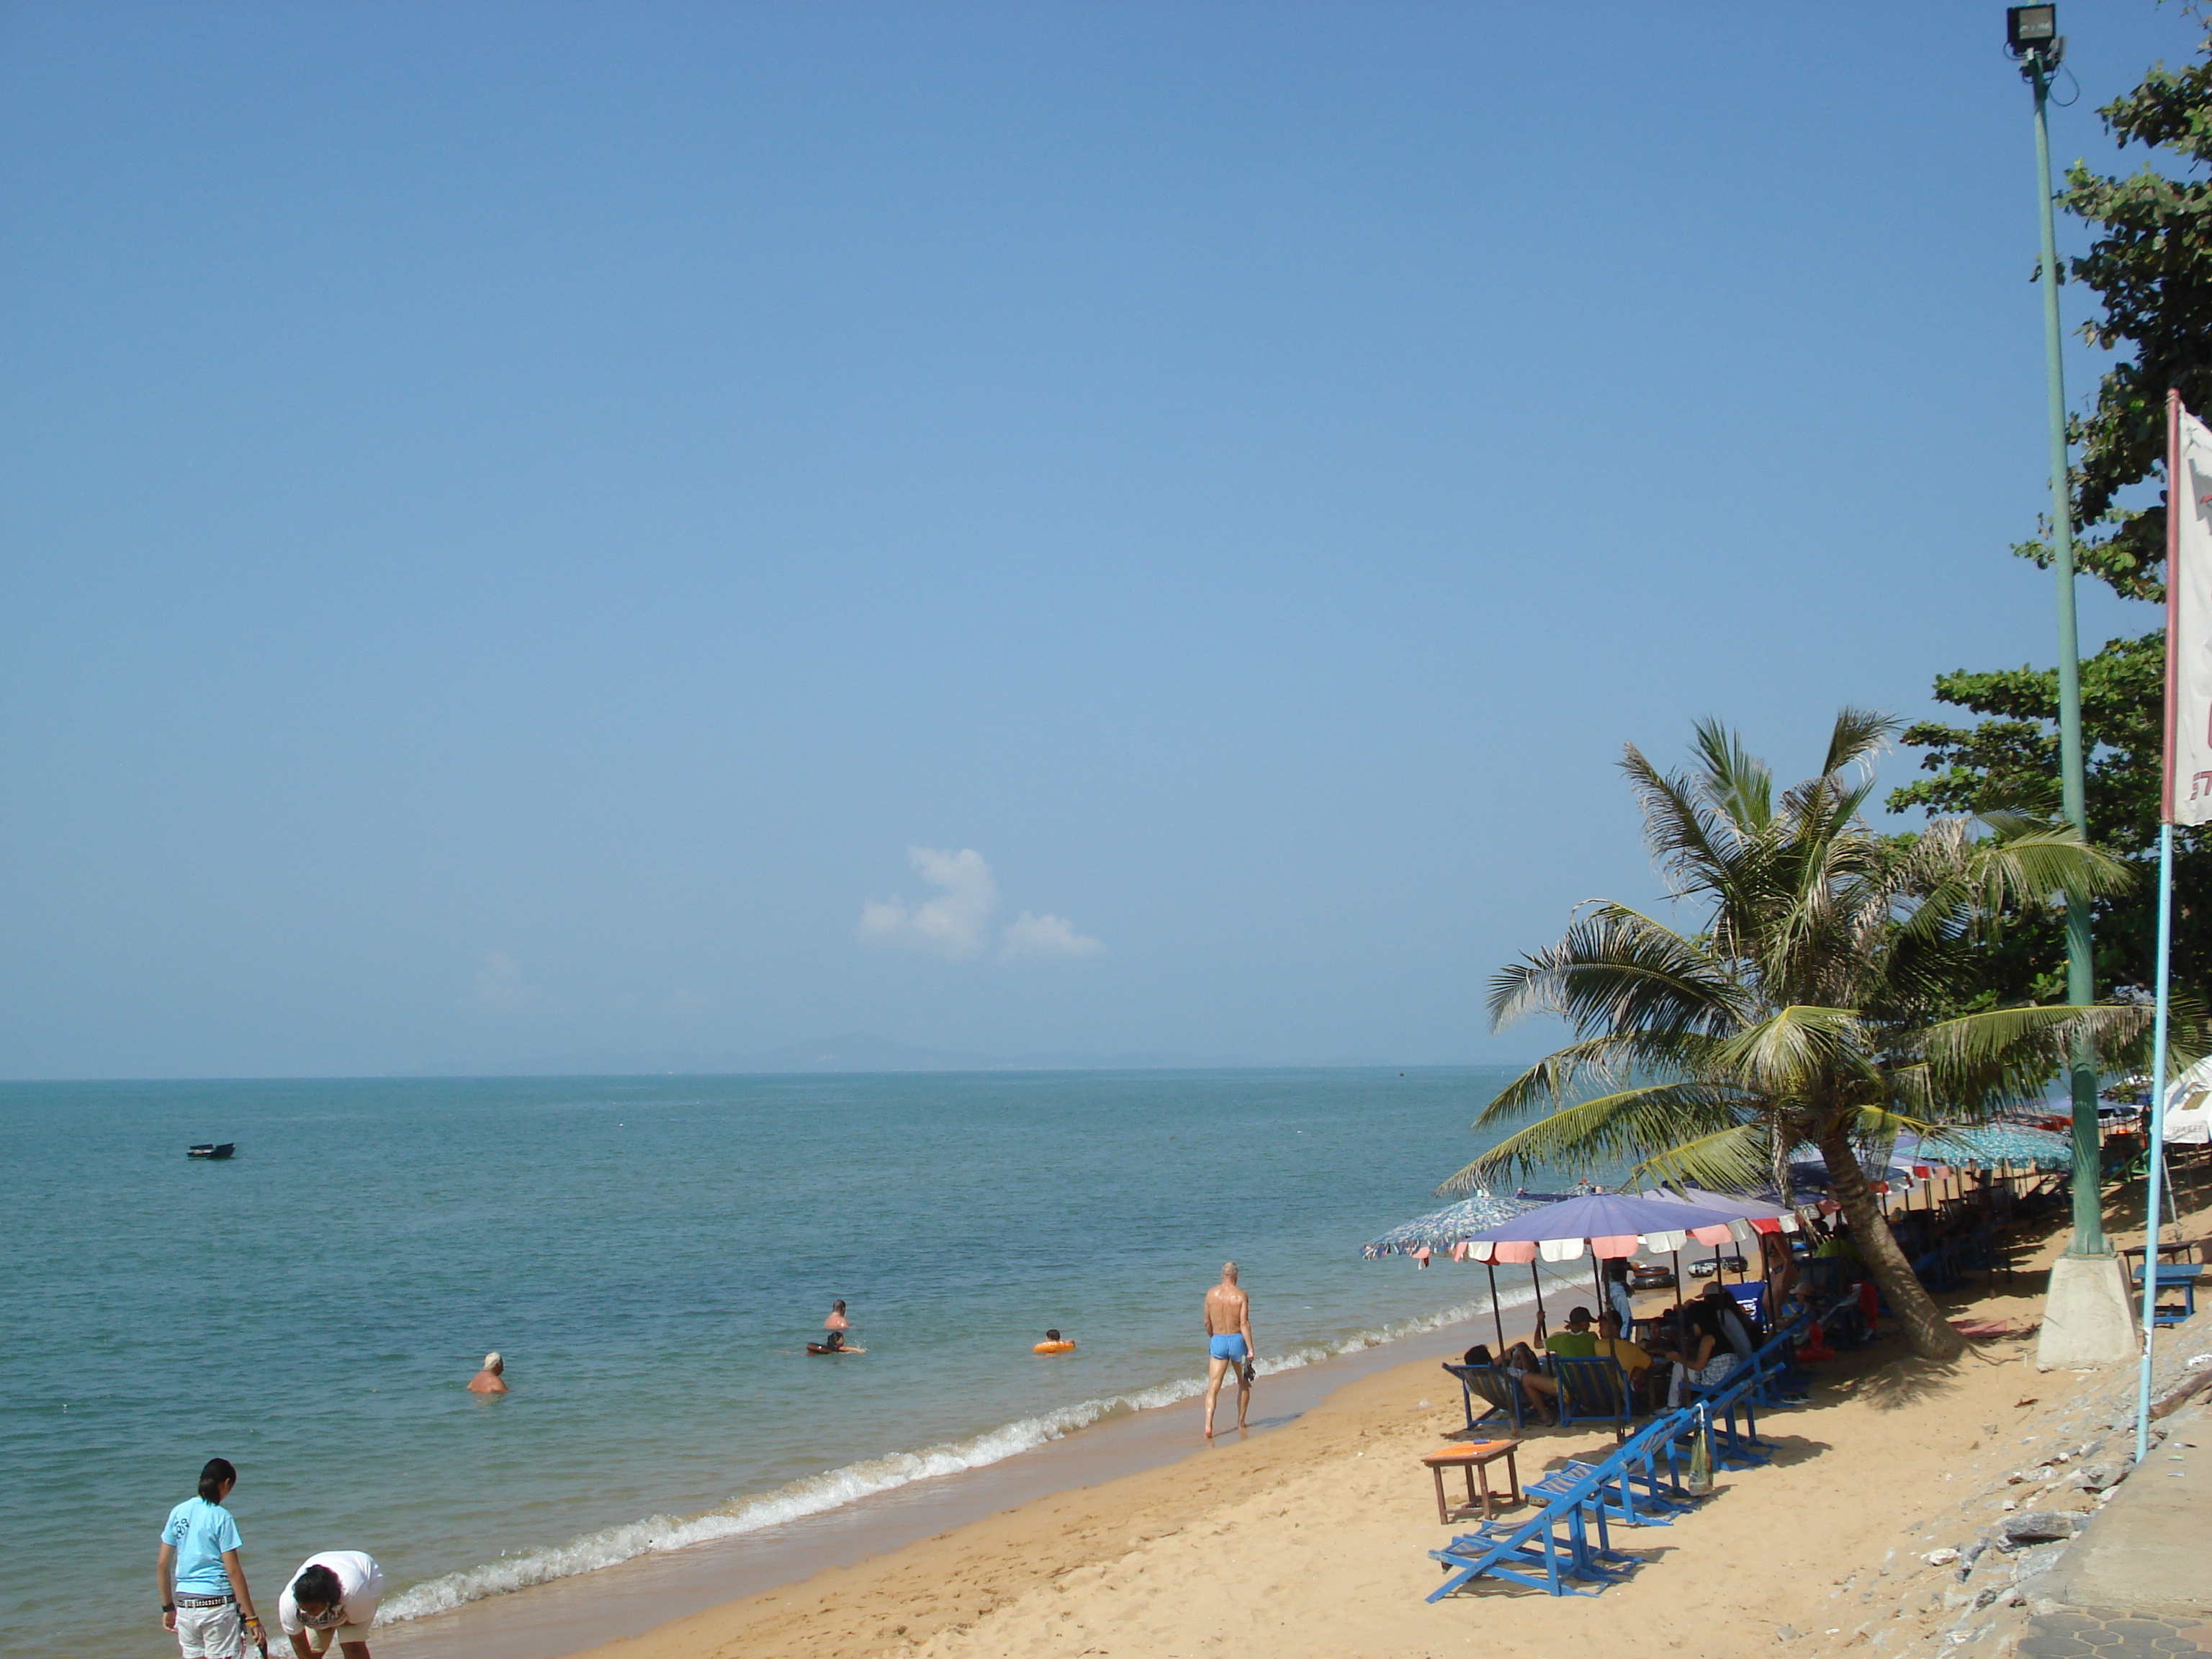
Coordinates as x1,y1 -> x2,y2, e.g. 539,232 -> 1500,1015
1889,634 -> 2212,1000
1452,716 -> 2146,1360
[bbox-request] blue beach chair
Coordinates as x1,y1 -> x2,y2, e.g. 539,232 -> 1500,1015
1441,1362 -> 1527,1434
1426,1462 -> 1635,1599
1527,1409 -> 1702,1529
1677,1365 -> 1775,1469
1547,1356 -> 1632,1439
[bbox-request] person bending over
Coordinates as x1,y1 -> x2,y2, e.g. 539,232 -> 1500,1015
277,1553 -> 384,1659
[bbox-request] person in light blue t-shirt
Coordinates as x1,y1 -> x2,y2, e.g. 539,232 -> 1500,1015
157,1458 -> 266,1659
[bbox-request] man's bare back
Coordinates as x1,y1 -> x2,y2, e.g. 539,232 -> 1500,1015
1203,1282 -> 1249,1337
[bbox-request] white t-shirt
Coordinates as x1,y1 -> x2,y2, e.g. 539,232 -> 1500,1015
276,1552 -> 385,1636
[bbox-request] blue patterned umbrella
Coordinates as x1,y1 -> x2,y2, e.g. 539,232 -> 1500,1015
1362,1192 -> 1539,1258
1897,1124 -> 2074,1172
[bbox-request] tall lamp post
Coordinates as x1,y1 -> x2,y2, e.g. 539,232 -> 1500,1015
2008,4 -> 2135,1364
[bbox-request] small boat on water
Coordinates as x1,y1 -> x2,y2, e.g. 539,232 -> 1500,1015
187,1143 -> 235,1159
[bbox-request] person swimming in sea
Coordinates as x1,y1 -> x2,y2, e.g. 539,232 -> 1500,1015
806,1327 -> 864,1354
1034,1328 -> 1074,1352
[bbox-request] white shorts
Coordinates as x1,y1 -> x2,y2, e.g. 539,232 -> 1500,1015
300,1617 -> 377,1653
175,1599 -> 245,1659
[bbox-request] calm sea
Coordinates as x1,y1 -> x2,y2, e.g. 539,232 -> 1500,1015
4,1068 -> 1531,1659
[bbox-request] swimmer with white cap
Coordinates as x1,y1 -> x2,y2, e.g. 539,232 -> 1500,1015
465,1353 -> 508,1395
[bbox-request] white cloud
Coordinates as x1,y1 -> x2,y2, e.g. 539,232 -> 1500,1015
857,847 -> 999,961
857,848 -> 1104,963
999,910 -> 1106,961
475,950 -> 533,1012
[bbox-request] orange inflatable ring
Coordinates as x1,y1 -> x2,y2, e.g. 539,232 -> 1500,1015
1033,1340 -> 1076,1354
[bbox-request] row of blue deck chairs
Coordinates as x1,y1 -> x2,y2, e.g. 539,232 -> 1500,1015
1427,1310 -> 1813,1599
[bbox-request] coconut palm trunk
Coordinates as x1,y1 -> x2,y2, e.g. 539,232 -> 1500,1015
1816,1120 -> 1964,1362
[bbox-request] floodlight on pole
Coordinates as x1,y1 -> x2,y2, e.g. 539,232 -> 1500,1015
2007,5 -> 2135,1367
2007,3 -> 2103,1258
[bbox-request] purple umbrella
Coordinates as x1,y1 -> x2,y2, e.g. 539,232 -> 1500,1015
1455,1192 -> 1743,1343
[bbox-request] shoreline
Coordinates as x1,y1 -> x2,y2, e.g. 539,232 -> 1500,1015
393,1177 -> 2211,1659
374,1287 -> 1555,1659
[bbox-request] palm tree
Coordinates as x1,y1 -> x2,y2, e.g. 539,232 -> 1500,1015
1447,711 -> 2145,1361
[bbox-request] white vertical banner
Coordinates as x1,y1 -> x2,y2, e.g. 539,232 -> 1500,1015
2171,405 -> 2212,825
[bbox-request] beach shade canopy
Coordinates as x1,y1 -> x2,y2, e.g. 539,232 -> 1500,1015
1449,1192 -> 1743,1264
1362,1192 -> 1539,1258
2162,1057 -> 2212,1146
1784,1144 -> 1925,1196
1897,1124 -> 2074,1172
1635,1185 -> 1804,1237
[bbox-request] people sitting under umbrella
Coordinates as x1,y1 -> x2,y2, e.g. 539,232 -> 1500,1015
1593,1310 -> 1659,1409
1650,1300 -> 1739,1407
1540,1306 -> 1600,1358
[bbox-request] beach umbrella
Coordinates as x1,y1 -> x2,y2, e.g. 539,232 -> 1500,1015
1362,1192 -> 1542,1354
1898,1124 -> 2074,1172
1637,1184 -> 1807,1287
1362,1192 -> 1540,1258
1450,1192 -> 1743,1342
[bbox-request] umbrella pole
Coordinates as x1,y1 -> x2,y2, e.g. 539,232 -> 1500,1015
1487,1262 -> 1506,1356
1529,1262 -> 1546,1344
1591,1249 -> 1605,1319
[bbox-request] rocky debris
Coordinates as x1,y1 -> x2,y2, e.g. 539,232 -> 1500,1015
2073,1460 -> 2124,1492
1794,1347 -> 2212,1659
1994,1509 -> 2080,1548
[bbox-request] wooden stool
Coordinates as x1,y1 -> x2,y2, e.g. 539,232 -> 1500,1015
1421,1439 -> 1521,1523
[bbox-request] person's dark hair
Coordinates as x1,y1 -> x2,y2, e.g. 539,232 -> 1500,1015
823,1329 -> 844,1349
197,1458 -> 237,1502
1045,1328 -> 1061,1341
1462,1343 -> 1493,1368
831,1300 -> 845,1311
291,1565 -> 342,1611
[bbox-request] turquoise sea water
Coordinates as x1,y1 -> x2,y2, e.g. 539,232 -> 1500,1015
4,1069 -> 1527,1659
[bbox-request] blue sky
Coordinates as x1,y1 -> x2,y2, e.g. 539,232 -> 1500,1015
0,1 -> 2195,1078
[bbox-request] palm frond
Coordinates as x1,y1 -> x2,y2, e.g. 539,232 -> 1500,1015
1441,1080 -> 1758,1192
1486,904 -> 1743,1037
1471,1030 -> 1731,1126
1626,1123 -> 1777,1195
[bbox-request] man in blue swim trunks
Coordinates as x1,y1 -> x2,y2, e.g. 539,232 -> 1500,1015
1202,1261 -> 1257,1438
